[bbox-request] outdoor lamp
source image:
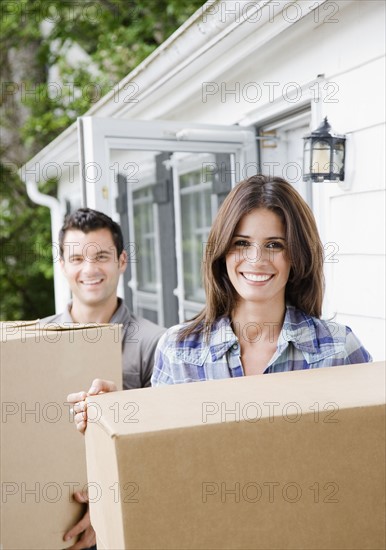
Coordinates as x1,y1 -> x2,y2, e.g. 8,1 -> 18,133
303,117 -> 346,182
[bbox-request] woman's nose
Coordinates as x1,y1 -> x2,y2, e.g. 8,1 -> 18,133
243,244 -> 270,263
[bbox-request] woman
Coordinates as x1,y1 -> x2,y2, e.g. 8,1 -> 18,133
70,175 -> 372,431
151,174 -> 371,386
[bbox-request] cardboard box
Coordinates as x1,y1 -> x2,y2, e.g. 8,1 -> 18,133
0,321 -> 122,549
85,361 -> 385,550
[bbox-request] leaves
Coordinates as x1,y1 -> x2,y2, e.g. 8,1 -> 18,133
0,0 -> 204,320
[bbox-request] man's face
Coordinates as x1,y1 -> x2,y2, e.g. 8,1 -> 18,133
60,228 -> 127,308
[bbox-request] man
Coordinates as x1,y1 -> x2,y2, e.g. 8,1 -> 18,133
41,207 -> 165,549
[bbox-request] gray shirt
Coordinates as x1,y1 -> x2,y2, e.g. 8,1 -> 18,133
40,300 -> 165,390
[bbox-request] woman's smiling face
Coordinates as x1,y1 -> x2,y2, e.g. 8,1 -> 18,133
225,208 -> 291,308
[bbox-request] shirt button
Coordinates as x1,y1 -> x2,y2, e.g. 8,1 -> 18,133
232,343 -> 238,350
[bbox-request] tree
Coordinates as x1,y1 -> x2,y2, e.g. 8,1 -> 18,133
0,0 -> 205,320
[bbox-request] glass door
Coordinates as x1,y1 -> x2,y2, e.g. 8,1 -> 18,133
111,147 -> 163,324
78,118 -> 257,326
172,152 -> 221,322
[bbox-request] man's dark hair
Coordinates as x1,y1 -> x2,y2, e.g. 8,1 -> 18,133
59,208 -> 124,258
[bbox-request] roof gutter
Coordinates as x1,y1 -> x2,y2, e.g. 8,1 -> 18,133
24,179 -> 69,313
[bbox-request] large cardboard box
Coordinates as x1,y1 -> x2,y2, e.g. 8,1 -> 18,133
85,361 -> 385,550
0,321 -> 123,549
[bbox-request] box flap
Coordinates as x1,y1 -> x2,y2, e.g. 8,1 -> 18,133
87,361 -> 385,437
1,322 -> 122,343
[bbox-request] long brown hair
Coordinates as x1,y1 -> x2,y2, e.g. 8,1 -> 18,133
180,174 -> 325,339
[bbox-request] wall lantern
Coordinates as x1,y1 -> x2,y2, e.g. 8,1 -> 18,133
303,117 -> 346,182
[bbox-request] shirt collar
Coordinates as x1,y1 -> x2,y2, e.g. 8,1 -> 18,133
110,298 -> 131,324
207,316 -> 239,361
65,298 -> 130,324
207,307 -> 320,360
279,305 -> 319,353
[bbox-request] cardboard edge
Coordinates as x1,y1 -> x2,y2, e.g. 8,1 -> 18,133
0,319 -> 39,327
87,401 -> 386,442
36,322 -> 121,331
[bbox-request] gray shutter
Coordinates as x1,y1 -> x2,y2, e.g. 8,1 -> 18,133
212,153 -> 233,207
115,173 -> 133,310
154,153 -> 179,327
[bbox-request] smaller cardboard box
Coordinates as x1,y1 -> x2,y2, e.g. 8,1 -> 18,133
0,321 -> 122,549
85,361 -> 386,550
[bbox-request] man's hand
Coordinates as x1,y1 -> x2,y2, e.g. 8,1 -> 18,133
67,378 -> 117,434
64,491 -> 95,549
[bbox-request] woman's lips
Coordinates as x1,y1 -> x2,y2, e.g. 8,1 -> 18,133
241,273 -> 274,282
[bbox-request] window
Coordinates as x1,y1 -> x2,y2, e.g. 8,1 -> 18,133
257,109 -> 312,206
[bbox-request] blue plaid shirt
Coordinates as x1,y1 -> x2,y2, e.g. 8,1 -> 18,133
151,306 -> 372,386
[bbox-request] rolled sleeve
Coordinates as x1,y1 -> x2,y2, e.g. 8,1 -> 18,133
151,333 -> 176,386
344,327 -> 372,364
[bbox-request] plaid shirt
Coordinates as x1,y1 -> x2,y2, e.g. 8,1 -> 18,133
151,306 -> 372,386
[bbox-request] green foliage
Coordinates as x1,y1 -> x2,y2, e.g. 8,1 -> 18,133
3,0 -> 205,139
0,163 -> 56,320
0,0 -> 204,320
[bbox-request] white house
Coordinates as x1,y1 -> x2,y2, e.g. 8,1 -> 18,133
21,0 -> 385,359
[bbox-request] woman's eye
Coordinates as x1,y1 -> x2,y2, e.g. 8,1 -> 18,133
234,240 -> 250,247
266,241 -> 284,250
